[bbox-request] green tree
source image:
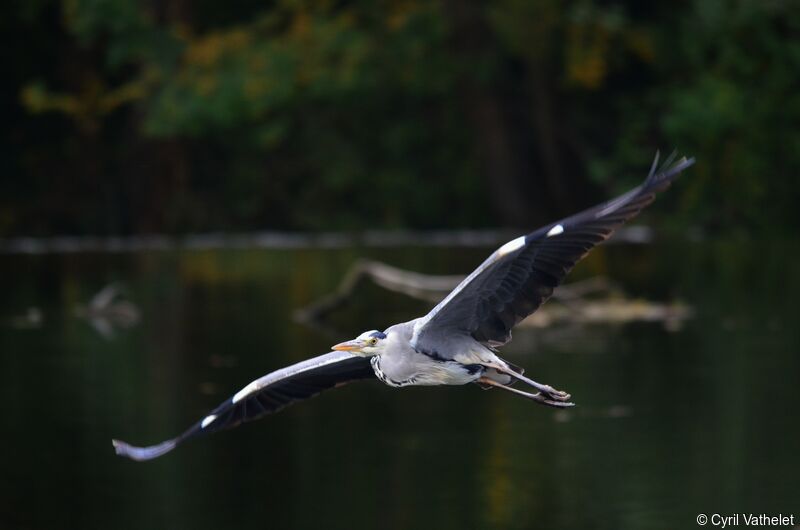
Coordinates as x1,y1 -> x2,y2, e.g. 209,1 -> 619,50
7,0 -> 800,236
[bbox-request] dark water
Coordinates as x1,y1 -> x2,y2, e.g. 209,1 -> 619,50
0,239 -> 797,530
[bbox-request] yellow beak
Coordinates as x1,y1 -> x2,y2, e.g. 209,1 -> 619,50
332,339 -> 364,352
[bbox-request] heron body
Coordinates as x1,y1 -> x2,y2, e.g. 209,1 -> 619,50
113,151 -> 695,461
365,323 -> 508,387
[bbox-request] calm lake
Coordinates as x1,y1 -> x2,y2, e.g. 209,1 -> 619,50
0,237 -> 797,529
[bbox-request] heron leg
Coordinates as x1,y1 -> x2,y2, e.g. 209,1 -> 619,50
477,377 -> 574,408
482,363 -> 572,402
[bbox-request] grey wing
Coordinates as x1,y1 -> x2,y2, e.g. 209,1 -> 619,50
112,351 -> 375,461
412,151 -> 695,352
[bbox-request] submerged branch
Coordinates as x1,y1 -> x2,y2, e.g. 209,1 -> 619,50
294,259 -> 691,331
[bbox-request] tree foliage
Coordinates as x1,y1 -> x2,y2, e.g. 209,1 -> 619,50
5,0 -> 799,235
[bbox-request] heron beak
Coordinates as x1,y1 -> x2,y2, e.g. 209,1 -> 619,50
332,339 -> 364,352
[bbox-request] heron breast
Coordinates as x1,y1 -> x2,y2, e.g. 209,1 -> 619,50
371,355 -> 480,387
370,356 -> 416,387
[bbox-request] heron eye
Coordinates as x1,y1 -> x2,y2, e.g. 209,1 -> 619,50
369,338 -> 378,346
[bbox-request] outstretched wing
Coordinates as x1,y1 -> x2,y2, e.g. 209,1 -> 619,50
412,151 -> 695,352
113,351 -> 375,461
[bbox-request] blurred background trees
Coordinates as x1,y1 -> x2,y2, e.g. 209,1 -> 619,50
4,0 -> 799,236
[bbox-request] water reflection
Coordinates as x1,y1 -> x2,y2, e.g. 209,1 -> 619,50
0,239 -> 797,529
74,283 -> 140,339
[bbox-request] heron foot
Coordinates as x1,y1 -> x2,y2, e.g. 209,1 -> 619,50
477,377 -> 575,408
483,363 -> 572,403
540,385 -> 571,402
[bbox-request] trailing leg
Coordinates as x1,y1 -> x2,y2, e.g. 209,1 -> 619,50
482,363 -> 572,402
477,377 -> 574,408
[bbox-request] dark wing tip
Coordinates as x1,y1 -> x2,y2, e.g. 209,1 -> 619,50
112,438 -> 178,462
643,150 -> 695,193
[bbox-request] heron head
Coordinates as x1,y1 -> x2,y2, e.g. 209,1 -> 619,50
332,330 -> 387,356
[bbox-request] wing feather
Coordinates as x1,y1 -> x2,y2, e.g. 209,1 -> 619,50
412,151 -> 694,350
112,351 -> 375,461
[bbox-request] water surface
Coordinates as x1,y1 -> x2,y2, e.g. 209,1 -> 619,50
0,239 -> 797,529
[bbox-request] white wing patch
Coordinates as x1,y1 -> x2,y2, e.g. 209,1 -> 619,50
497,236 -> 526,256
546,224 -> 564,237
201,414 -> 218,429
232,381 -> 259,404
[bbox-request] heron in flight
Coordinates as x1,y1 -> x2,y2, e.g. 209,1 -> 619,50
113,151 -> 694,461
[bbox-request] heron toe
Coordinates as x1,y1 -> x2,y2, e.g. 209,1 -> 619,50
542,398 -> 575,408
542,387 -> 571,401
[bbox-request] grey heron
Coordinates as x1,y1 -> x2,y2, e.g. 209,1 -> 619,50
113,151 -> 694,461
